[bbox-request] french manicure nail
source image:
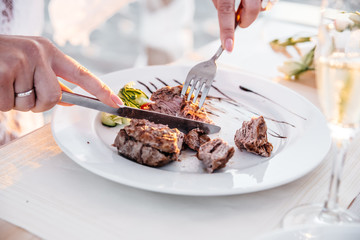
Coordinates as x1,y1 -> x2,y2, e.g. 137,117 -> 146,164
111,93 -> 124,107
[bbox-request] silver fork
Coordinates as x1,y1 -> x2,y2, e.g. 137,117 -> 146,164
181,3 -> 242,109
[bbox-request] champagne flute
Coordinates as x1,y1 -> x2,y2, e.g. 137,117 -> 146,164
282,0 -> 360,227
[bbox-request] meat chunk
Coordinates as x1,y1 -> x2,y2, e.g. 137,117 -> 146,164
180,100 -> 213,124
148,85 -> 213,123
124,119 -> 184,153
113,119 -> 184,167
197,138 -> 235,173
184,128 -> 210,151
234,116 -> 273,157
148,86 -> 183,116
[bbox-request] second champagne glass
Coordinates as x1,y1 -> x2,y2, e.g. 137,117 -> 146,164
282,0 -> 360,227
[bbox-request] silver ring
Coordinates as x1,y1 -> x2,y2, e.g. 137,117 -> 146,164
15,88 -> 35,98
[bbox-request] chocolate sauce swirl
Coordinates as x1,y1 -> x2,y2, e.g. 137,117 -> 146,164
239,85 -> 307,120
137,80 -> 154,94
137,77 -> 296,139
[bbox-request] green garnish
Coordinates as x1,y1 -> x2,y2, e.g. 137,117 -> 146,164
277,46 -> 315,80
101,82 -> 149,127
101,112 -> 124,127
118,82 -> 149,108
270,36 -> 312,58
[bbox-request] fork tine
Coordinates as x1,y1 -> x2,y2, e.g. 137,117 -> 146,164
187,77 -> 199,101
192,81 -> 204,104
181,73 -> 194,97
198,83 -> 211,109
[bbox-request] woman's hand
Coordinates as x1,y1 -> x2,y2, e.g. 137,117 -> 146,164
0,35 -> 122,112
212,0 -> 264,52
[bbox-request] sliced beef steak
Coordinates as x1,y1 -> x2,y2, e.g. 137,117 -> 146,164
113,119 -> 184,167
234,116 -> 273,157
124,118 -> 184,153
197,138 -> 235,173
180,100 -> 213,123
184,128 -> 210,151
148,86 -> 183,116
148,85 -> 213,123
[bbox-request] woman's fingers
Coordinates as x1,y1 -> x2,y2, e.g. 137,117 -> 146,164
213,0 -> 235,52
58,82 -> 73,107
0,62 -> 15,111
239,0 -> 261,28
13,51 -> 36,111
51,49 -> 123,108
31,68 -> 61,112
0,38 -> 33,112
0,34 -> 123,113
213,0 -> 262,52
14,88 -> 36,111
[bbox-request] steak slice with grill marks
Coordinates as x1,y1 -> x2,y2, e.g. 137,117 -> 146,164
234,116 -> 273,157
180,100 -> 213,124
197,138 -> 235,173
113,119 -> 184,167
148,85 -> 183,116
148,85 -> 213,124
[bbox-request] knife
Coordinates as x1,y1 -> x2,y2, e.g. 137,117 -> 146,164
60,91 -> 221,134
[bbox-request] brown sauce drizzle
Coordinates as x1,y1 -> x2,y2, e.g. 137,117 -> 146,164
155,77 -> 169,86
239,85 -> 307,121
264,117 -> 296,128
268,129 -> 287,139
173,79 -> 182,85
150,82 -> 158,90
137,80 -> 153,94
139,78 -> 293,139
205,111 -> 220,117
211,85 -> 236,102
217,98 -> 295,128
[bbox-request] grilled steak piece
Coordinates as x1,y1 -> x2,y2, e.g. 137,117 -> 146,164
184,128 -> 210,151
148,86 -> 183,116
180,100 -> 213,123
234,116 -> 273,157
148,85 -> 213,123
113,119 -> 184,167
197,138 -> 235,173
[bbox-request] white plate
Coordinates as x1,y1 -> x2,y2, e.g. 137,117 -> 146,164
256,225 -> 360,240
51,65 -> 331,196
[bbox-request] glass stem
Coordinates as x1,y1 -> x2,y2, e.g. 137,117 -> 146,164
320,135 -> 350,222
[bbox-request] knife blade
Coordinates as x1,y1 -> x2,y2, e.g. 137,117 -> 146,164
60,91 -> 221,134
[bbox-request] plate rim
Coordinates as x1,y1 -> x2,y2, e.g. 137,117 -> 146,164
51,65 -> 331,196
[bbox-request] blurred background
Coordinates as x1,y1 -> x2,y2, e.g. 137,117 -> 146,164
35,0 -> 320,122
0,0 -> 312,126
42,0 -> 321,76
0,0 -> 323,144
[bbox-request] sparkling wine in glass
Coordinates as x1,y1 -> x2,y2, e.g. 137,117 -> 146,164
281,0 -> 360,227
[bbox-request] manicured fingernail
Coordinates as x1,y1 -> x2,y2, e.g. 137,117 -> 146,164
225,38 -> 234,52
111,93 -> 123,107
